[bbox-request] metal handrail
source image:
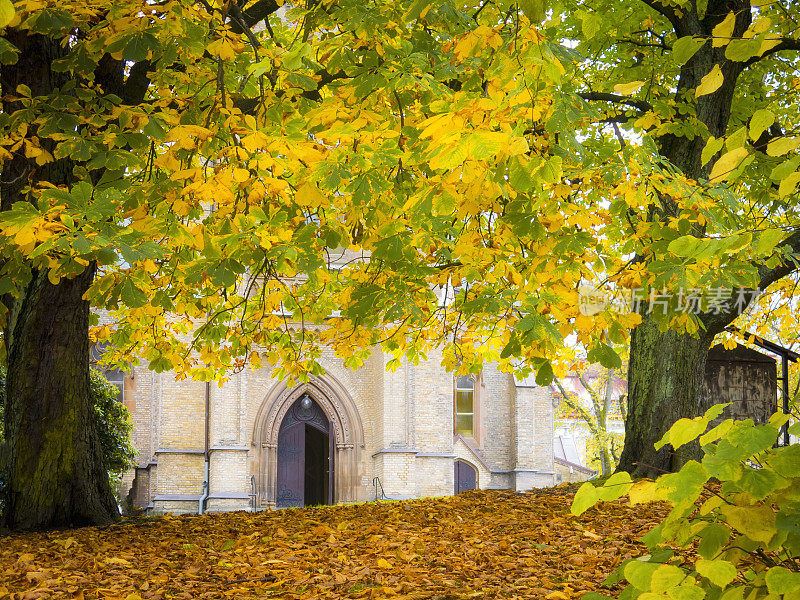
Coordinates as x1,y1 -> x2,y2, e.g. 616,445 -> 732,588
249,475 -> 257,511
372,476 -> 387,501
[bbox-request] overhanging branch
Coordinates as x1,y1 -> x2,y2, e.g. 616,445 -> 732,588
637,0 -> 682,35
579,91 -> 653,113
743,37 -> 800,69
237,0 -> 281,29
700,228 -> 800,335
757,228 -> 800,291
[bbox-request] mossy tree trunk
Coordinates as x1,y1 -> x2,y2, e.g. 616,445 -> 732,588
1,31 -> 120,529
617,318 -> 715,477
616,0 -> 741,476
616,0 -> 800,475
3,266 -> 119,529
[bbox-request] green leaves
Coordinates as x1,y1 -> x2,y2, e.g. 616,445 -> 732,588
765,567 -> 800,595
754,229 -> 785,255
672,36 -> 705,65
697,523 -> 729,560
535,360 -> 553,386
403,0 -> 429,23
587,343 -> 622,369
624,560 -> 662,591
650,564 -> 685,593
696,559 -> 737,588
720,504 -> 776,544
518,0 -> 546,23
120,278 -> 148,308
123,32 -> 159,63
655,404 -> 727,451
570,471 -> 632,516
710,147 -> 749,182
0,0 -> 15,28
766,137 -> 800,158
27,8 -> 74,35
749,109 -> 774,141
586,412 -> 798,600
668,235 -> 702,258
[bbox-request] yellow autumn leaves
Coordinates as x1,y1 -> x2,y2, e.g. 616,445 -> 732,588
0,488 -> 670,600
0,0 -> 13,28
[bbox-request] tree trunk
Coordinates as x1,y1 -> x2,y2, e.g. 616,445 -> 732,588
598,445 -> 612,477
3,266 -> 119,529
617,1 -> 753,475
617,315 -> 715,477
1,31 -> 119,528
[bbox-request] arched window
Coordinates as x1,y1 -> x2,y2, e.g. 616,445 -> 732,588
454,375 -> 475,437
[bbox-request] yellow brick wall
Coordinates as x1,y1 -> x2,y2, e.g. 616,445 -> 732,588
122,346 -> 556,511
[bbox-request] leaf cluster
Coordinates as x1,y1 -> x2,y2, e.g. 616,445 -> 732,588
0,487 -> 670,598
1,0 -> 799,388
573,405 -> 800,600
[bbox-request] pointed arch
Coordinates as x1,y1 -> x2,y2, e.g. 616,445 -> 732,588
251,372 -> 364,506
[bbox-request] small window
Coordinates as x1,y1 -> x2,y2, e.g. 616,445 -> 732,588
91,342 -> 125,402
104,367 -> 125,402
454,375 -> 474,437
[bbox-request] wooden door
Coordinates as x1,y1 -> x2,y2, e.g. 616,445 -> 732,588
454,460 -> 477,494
276,420 -> 305,508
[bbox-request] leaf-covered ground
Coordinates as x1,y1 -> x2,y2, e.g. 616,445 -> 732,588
0,487 -> 668,600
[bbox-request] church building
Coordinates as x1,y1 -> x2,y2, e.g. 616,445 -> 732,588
116,348 -> 556,513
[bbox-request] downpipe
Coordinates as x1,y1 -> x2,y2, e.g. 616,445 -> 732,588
199,460 -> 210,515
199,380 -> 211,514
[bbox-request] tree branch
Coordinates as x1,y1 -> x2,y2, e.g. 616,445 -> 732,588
743,37 -> 800,69
578,91 -> 653,113
235,0 -> 281,29
699,229 -> 800,335
757,228 -> 800,291
577,373 -> 603,418
637,0 -> 682,35
620,37 -> 671,51
232,67 -> 349,111
554,378 -> 600,431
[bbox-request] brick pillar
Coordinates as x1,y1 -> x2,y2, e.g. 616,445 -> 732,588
513,385 -> 555,490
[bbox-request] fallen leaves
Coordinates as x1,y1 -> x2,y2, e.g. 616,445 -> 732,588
0,487 -> 668,600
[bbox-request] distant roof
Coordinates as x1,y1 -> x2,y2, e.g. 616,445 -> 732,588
554,435 -> 583,466
725,327 -> 800,363
708,344 -> 777,365
554,456 -> 597,476
554,436 -> 597,475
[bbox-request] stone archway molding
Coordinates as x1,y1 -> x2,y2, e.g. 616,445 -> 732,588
251,373 -> 364,507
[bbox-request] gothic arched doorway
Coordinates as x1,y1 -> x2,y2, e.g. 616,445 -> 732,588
252,374 -> 365,508
276,395 -> 333,508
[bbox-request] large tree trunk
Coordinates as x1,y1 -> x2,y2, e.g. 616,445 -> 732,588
617,316 -> 715,477
617,1 -> 754,475
3,266 -> 119,529
1,31 -> 119,528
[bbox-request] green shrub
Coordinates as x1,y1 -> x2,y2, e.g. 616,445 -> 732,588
572,404 -> 800,600
90,369 -> 137,492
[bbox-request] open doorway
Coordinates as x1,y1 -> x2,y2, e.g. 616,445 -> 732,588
276,395 -> 333,508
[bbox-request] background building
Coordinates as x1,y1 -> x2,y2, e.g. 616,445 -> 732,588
118,348 -> 556,513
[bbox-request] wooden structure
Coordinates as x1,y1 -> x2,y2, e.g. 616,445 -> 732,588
699,344 -> 777,426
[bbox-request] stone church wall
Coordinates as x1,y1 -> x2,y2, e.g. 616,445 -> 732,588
120,346 -> 555,513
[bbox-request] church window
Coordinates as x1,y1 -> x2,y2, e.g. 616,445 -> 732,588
91,342 -> 125,402
454,375 -> 475,437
